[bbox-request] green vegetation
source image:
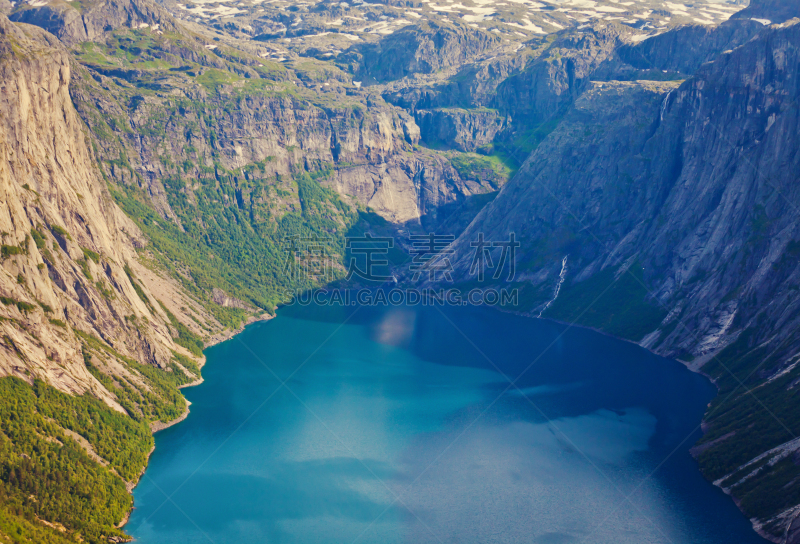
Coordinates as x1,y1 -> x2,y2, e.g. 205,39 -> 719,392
48,225 -> 71,241
449,152 -> 513,187
0,377 -> 147,543
196,68 -> 241,90
489,115 -> 565,170
345,211 -> 410,269
109,164 -> 357,320
1,245 -> 25,259
694,326 -> 800,530
0,297 -> 37,314
78,331 -> 196,424
123,264 -> 154,311
544,263 -> 668,341
78,257 -> 92,281
94,280 -> 115,301
31,228 -> 55,263
159,302 -> 204,357
30,229 -> 45,250
0,505 -> 77,544
81,248 -> 100,264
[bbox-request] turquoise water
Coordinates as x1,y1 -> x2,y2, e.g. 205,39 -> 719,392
127,303 -> 764,544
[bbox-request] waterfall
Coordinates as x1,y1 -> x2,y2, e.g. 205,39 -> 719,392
538,256 -> 568,318
660,89 -> 673,122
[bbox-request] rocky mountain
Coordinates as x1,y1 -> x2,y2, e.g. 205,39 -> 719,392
495,22 -> 633,126
605,17 -> 765,78
0,12 -> 237,542
0,13 -> 199,395
443,15 -> 800,543
9,0 -> 177,45
413,107 -> 506,152
2,0 -> 800,542
732,0 -> 800,24
344,20 -> 502,83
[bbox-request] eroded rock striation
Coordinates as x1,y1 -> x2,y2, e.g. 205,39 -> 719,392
449,19 -> 800,542
3,0 -> 800,541
0,15 -> 202,403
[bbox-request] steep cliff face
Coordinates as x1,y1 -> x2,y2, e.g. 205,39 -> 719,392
345,20 -> 503,83
74,77 -> 411,213
415,107 -> 505,152
382,48 -> 534,112
604,19 -> 764,78
327,151 -> 494,229
61,18 -> 496,242
0,16 -> 238,541
731,0 -> 800,23
379,24 -> 637,162
73,63 -> 490,231
0,15 -> 203,404
9,0 -> 176,46
5,0 -> 799,541
450,19 -> 800,542
494,23 -> 632,127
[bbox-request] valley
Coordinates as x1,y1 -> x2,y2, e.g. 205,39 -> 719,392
0,0 -> 799,542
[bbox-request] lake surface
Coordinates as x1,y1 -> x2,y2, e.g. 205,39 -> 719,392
127,302 -> 764,544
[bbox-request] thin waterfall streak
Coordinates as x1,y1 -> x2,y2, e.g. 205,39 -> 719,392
538,255 -> 568,318
660,89 -> 673,122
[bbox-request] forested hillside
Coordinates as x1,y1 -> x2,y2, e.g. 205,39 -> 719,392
2,0 -> 800,541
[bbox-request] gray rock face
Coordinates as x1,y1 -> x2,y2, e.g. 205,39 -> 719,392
326,152 -> 494,229
451,78 -> 678,276
415,108 -> 505,152
383,50 -> 532,111
604,19 -> 765,78
494,22 -> 632,126
731,0 -> 800,23
7,0 -> 800,539
0,15 -> 194,406
71,70 -> 481,228
451,19 -> 800,541
9,0 -> 176,46
345,20 -> 502,82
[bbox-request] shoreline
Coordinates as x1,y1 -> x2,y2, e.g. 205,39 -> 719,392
503,306 -> 717,380
501,308 -> 777,543
116,305 -> 769,543
205,312 -> 275,348
117,311 -> 275,530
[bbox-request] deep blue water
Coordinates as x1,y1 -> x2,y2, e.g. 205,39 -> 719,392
127,303 -> 764,544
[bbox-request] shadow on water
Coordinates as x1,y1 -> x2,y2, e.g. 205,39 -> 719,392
128,301 -> 764,544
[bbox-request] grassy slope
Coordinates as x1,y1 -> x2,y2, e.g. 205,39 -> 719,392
71,25 -> 366,319
0,23 -> 371,542
543,264 -> 668,342
694,328 -> 800,536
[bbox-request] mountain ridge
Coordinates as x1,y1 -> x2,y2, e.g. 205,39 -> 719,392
2,0 -> 800,541
444,15 -> 800,542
